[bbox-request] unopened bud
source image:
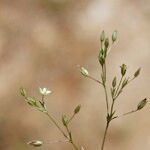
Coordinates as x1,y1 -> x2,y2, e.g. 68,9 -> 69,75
62,115 -> 69,126
120,64 -> 127,76
100,30 -> 105,42
122,78 -> 129,88
137,98 -> 148,110
104,38 -> 109,48
112,77 -> 117,87
20,88 -> 27,97
134,68 -> 141,78
112,30 -> 117,42
80,67 -> 89,77
74,105 -> 81,114
27,140 -> 43,147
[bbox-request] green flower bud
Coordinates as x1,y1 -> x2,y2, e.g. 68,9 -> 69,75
104,38 -> 109,49
122,78 -> 129,88
112,77 -> 117,87
112,30 -> 117,42
80,67 -> 89,77
20,88 -> 27,97
137,98 -> 148,110
100,30 -> 105,42
111,88 -> 115,98
27,140 -> 43,147
134,68 -> 141,78
62,115 -> 69,126
98,49 -> 105,66
120,64 -> 127,76
74,105 -> 81,114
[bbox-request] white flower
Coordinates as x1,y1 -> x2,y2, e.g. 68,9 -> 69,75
39,87 -> 52,96
27,140 -> 43,147
80,67 -> 89,77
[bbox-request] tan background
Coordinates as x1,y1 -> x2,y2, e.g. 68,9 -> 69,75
0,0 -> 149,150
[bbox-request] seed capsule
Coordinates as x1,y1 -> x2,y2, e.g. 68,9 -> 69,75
27,140 -> 43,147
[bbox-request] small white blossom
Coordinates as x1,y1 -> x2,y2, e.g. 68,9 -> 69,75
80,67 -> 89,77
39,88 -> 52,96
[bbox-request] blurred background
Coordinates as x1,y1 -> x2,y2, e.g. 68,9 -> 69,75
0,0 -> 150,150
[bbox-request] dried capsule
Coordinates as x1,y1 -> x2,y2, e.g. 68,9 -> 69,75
134,68 -> 141,78
137,98 -> 148,110
74,105 -> 81,114
120,64 -> 127,76
112,30 -> 117,42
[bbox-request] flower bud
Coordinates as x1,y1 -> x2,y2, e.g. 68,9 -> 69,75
74,105 -> 81,114
104,38 -> 109,49
112,30 -> 117,42
137,98 -> 148,110
20,88 -> 27,97
98,49 -> 105,66
62,115 -> 69,126
100,30 -> 105,42
80,67 -> 89,77
134,68 -> 141,78
122,78 -> 129,88
27,140 -> 43,147
112,77 -> 117,87
120,64 -> 127,76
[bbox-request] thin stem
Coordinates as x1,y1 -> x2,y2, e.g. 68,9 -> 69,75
110,99 -> 115,115
102,64 -> 109,114
46,112 -> 68,138
113,109 -> 137,119
46,139 -> 69,144
46,112 -> 79,150
115,76 -> 123,98
71,142 -> 79,150
87,75 -> 103,85
101,121 -> 110,150
107,40 -> 118,55
68,113 -> 75,123
103,85 -> 109,114
65,125 -> 79,150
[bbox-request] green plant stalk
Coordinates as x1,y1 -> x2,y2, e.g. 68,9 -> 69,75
46,112 -> 68,138
102,63 -> 109,114
46,112 -> 79,150
65,125 -> 79,150
101,61 -> 110,150
101,121 -> 110,150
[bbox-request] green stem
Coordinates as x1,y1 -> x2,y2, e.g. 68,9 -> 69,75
46,112 -> 68,138
65,125 -> 79,150
114,76 -> 123,98
104,85 -> 109,114
68,113 -> 75,123
102,63 -> 109,114
87,75 -> 103,85
101,121 -> 110,150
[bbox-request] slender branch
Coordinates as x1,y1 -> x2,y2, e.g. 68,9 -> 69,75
114,76 -> 123,98
102,63 -> 109,114
87,75 -> 103,85
45,112 -> 68,138
103,85 -> 109,114
107,40 -> 118,55
68,113 -> 75,123
65,125 -> 79,150
113,109 -> 137,120
47,139 -> 69,144
101,121 -> 110,150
